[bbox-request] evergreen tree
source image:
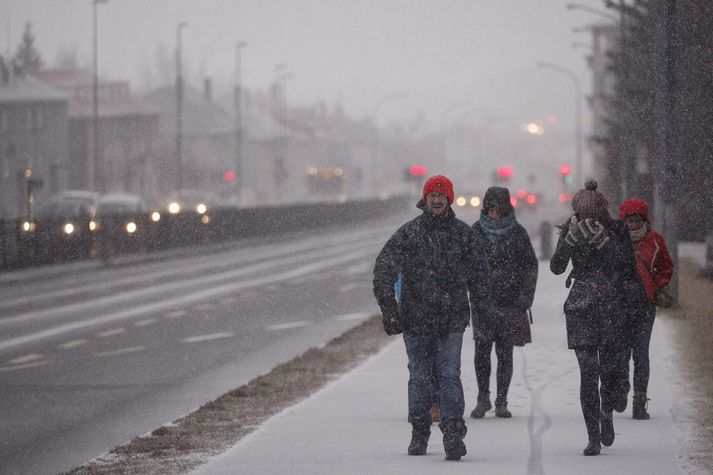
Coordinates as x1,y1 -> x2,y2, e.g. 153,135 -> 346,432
13,21 -> 43,76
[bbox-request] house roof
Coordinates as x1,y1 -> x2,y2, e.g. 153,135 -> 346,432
144,85 -> 235,136
0,74 -> 67,104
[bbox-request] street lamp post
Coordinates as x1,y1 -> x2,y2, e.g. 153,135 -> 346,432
536,61 -> 583,187
234,41 -> 247,204
91,0 -> 109,192
370,93 -> 406,196
175,21 -> 188,192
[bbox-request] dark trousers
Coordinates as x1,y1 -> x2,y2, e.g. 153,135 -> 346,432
628,303 -> 656,394
574,347 -> 623,435
474,338 -> 514,402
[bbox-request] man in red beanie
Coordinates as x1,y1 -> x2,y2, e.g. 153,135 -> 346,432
373,175 -> 491,461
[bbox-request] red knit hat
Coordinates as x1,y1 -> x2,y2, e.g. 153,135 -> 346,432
422,175 -> 454,204
619,198 -> 650,222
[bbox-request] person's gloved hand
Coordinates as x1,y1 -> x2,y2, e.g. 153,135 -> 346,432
564,216 -> 582,246
581,218 -> 610,250
382,306 -> 403,335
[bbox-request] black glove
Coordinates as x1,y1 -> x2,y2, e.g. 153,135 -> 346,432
382,307 -> 403,335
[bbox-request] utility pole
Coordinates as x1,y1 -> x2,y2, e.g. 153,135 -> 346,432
175,22 -> 188,192
234,41 -> 247,204
91,0 -> 109,192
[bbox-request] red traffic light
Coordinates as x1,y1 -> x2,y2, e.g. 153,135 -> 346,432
409,165 -> 428,176
559,164 -> 571,176
224,170 -> 235,182
497,166 -> 513,179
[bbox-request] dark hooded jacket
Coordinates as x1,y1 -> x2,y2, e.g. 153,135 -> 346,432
550,217 -> 644,349
472,216 -> 537,346
373,200 -> 491,336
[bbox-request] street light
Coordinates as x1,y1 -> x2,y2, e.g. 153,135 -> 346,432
234,41 -> 247,204
370,92 -> 406,196
536,61 -> 583,187
175,21 -> 188,192
91,0 -> 109,192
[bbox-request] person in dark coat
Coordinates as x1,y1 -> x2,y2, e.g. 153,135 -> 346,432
618,198 -> 674,419
373,175 -> 491,461
469,187 -> 538,419
550,180 -> 644,456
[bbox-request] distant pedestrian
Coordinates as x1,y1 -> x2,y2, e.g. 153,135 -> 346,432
550,180 -> 645,456
618,198 -> 674,420
469,187 -> 538,419
373,175 -> 491,461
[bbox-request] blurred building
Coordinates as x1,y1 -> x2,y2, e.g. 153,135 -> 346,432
0,58 -> 68,219
35,69 -> 160,203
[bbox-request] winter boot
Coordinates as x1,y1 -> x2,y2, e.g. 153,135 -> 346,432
600,410 -> 615,447
495,399 -> 512,418
430,403 -> 441,423
440,419 -> 467,461
632,393 -> 650,420
583,432 -> 602,456
469,393 -> 492,419
614,380 -> 630,413
407,424 -> 431,456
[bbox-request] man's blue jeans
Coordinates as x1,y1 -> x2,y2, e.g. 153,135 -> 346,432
403,332 -> 465,427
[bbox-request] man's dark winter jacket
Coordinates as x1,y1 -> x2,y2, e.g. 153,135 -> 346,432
550,218 -> 644,349
373,202 -> 491,336
471,220 -> 537,346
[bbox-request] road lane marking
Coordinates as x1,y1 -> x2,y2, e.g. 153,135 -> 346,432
164,310 -> 187,319
95,346 -> 145,357
7,353 -> 44,364
0,361 -> 49,372
266,321 -> 311,331
0,247 -> 375,353
181,332 -> 234,343
97,328 -> 126,338
134,318 -> 158,327
193,303 -> 216,312
338,282 -> 370,292
334,312 -> 371,321
58,339 -> 88,350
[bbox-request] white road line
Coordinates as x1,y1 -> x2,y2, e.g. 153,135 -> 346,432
7,353 -> 44,364
58,339 -> 88,350
193,303 -> 216,312
0,361 -> 49,372
97,328 -> 126,338
0,246 -> 375,353
181,332 -> 234,343
164,310 -> 187,319
338,282 -> 369,292
95,346 -> 145,357
334,312 -> 372,321
133,318 -> 158,327
266,321 -> 311,331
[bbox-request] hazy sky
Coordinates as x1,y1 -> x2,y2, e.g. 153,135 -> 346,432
1,0 -> 612,131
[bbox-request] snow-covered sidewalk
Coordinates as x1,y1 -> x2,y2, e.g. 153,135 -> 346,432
194,262 -> 682,474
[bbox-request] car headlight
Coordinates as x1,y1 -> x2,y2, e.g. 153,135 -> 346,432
63,223 -> 75,235
151,211 -> 161,222
125,222 -> 137,234
455,196 -> 466,207
196,203 -> 207,214
168,202 -> 181,214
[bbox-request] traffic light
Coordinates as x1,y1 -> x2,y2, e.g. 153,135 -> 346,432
496,166 -> 513,180
224,170 -> 235,182
559,164 -> 573,184
409,165 -> 428,176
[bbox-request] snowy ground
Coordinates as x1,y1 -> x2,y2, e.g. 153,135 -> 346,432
193,262 -> 684,474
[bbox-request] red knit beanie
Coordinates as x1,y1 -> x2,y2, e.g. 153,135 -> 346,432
422,175 -> 454,204
618,198 -> 650,222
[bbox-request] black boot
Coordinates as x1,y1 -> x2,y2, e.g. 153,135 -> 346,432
494,398 -> 512,418
439,419 -> 467,461
583,433 -> 601,456
408,424 -> 431,455
614,381 -> 630,413
632,393 -> 650,420
469,392 -> 492,419
600,410 -> 615,447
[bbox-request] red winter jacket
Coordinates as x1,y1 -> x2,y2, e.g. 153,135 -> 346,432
619,198 -> 674,302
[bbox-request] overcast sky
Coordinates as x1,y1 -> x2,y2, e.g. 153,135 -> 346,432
1,0 -> 613,131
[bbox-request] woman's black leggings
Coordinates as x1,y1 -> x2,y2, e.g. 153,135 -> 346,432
574,347 -> 622,435
474,338 -> 514,401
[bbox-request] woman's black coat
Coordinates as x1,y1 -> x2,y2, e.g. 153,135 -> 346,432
550,218 -> 644,349
471,220 -> 538,346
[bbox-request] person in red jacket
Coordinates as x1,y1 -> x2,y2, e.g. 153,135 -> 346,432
618,198 -> 674,419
